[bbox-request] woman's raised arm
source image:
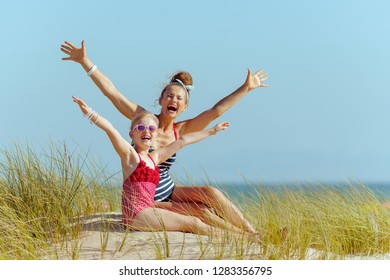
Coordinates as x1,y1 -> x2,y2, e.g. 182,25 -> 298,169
62,41 -> 145,120
177,68 -> 268,135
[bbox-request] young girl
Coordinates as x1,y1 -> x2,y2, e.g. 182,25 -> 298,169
62,41 -> 266,234
72,95 -> 240,234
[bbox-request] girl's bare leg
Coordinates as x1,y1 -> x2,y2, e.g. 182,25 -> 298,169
129,208 -> 224,236
155,201 -> 244,232
169,185 -> 256,233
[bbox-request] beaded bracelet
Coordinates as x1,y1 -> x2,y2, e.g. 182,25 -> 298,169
84,107 -> 96,124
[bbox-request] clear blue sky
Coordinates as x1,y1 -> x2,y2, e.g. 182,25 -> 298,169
1,0 -> 390,185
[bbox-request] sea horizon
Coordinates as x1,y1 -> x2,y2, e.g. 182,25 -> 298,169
207,180 -> 390,200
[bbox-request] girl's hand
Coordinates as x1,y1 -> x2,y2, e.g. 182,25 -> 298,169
61,41 -> 87,63
244,68 -> 268,90
72,95 -> 90,115
213,121 -> 230,134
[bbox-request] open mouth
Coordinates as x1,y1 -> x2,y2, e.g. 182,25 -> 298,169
141,135 -> 151,140
168,105 -> 177,113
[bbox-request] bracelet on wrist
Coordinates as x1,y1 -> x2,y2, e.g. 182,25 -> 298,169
83,107 -> 96,124
87,65 -> 97,76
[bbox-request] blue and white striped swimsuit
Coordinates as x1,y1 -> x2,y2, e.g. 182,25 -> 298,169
150,124 -> 178,202
154,152 -> 177,201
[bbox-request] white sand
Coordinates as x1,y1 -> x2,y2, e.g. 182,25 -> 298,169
48,212 -> 390,260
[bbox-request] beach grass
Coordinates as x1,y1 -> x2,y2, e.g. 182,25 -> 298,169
0,141 -> 119,259
0,141 -> 389,260
234,181 -> 390,259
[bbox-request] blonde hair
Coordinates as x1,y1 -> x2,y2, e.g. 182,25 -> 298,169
130,111 -> 159,130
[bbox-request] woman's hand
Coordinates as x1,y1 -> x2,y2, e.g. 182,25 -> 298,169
61,41 -> 87,63
72,95 -> 90,115
244,68 -> 268,91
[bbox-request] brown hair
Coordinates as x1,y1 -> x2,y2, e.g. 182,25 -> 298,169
130,111 -> 159,131
160,71 -> 194,104
170,71 -> 193,86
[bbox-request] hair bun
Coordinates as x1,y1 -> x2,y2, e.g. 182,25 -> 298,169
170,71 -> 193,89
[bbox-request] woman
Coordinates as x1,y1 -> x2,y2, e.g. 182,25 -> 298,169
61,40 -> 268,233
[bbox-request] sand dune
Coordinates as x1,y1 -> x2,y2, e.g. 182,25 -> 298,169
48,212 -> 390,260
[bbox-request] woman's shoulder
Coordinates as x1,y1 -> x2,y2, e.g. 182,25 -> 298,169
173,120 -> 188,135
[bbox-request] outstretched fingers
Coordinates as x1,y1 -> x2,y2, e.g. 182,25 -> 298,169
61,44 -> 73,52
60,44 -> 71,60
72,96 -> 90,115
72,95 -> 84,106
72,95 -> 80,104
255,69 -> 268,83
254,69 -> 264,75
256,70 -> 268,87
61,49 -> 71,55
64,41 -> 77,49
254,69 -> 268,78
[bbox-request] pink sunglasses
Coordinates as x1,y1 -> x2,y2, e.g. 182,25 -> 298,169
132,124 -> 157,132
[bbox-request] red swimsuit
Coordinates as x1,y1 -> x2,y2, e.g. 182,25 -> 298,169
122,154 -> 160,225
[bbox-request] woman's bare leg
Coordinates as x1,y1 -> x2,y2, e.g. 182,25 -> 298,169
170,185 -> 256,233
155,201 -> 244,232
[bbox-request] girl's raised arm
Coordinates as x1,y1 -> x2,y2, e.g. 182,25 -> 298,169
62,41 -> 145,120
72,96 -> 134,159
151,121 -> 230,165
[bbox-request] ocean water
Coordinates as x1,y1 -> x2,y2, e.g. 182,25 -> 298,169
217,181 -> 390,201
109,176 -> 390,201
